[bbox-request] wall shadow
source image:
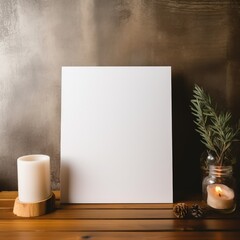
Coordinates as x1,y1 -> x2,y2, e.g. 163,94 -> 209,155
172,73 -> 203,201
60,162 -> 71,203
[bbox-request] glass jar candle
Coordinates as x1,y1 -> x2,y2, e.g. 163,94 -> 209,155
202,165 -> 236,213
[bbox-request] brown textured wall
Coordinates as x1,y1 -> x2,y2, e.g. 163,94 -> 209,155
0,0 -> 240,200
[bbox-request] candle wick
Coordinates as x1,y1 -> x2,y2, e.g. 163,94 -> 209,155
219,193 -> 221,197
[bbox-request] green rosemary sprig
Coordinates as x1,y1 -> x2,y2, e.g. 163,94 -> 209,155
190,85 -> 240,165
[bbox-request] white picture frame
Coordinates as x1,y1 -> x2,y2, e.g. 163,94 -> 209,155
61,66 -> 172,203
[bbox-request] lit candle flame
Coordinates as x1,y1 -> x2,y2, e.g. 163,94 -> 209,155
215,186 -> 222,197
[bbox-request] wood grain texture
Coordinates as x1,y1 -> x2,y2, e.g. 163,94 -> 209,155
1,219 -> 240,232
1,232 -> 240,240
1,192 -> 240,240
13,193 -> 55,217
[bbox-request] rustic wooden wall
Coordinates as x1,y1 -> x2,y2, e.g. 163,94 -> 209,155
0,0 -> 239,200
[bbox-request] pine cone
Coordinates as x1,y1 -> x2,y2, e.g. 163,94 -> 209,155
191,204 -> 204,218
173,203 -> 188,218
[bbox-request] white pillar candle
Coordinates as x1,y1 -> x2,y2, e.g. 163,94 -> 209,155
17,154 -> 51,203
207,184 -> 234,210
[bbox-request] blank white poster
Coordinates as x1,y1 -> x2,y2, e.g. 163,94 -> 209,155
61,66 -> 172,203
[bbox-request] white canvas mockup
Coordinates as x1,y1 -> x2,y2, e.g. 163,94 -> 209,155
61,66 -> 172,203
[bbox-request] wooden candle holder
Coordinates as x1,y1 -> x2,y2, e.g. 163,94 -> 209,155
13,192 -> 55,217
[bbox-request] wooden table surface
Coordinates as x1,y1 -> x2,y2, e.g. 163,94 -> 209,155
1,192 -> 240,239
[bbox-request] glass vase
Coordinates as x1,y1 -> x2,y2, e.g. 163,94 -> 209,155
200,151 -> 216,180
202,165 -> 236,213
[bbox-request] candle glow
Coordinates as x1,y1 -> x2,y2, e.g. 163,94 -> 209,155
215,186 -> 222,197
207,184 -> 234,210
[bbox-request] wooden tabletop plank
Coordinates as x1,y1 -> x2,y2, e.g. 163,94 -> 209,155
0,192 -> 18,200
0,200 -> 14,209
1,192 -> 240,240
0,201 -> 174,210
3,207 -> 238,219
0,208 -> 175,219
0,231 -> 240,240
1,209 -> 239,220
0,219 -> 240,231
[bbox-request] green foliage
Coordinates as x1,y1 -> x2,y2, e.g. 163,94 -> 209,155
190,85 -> 240,166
